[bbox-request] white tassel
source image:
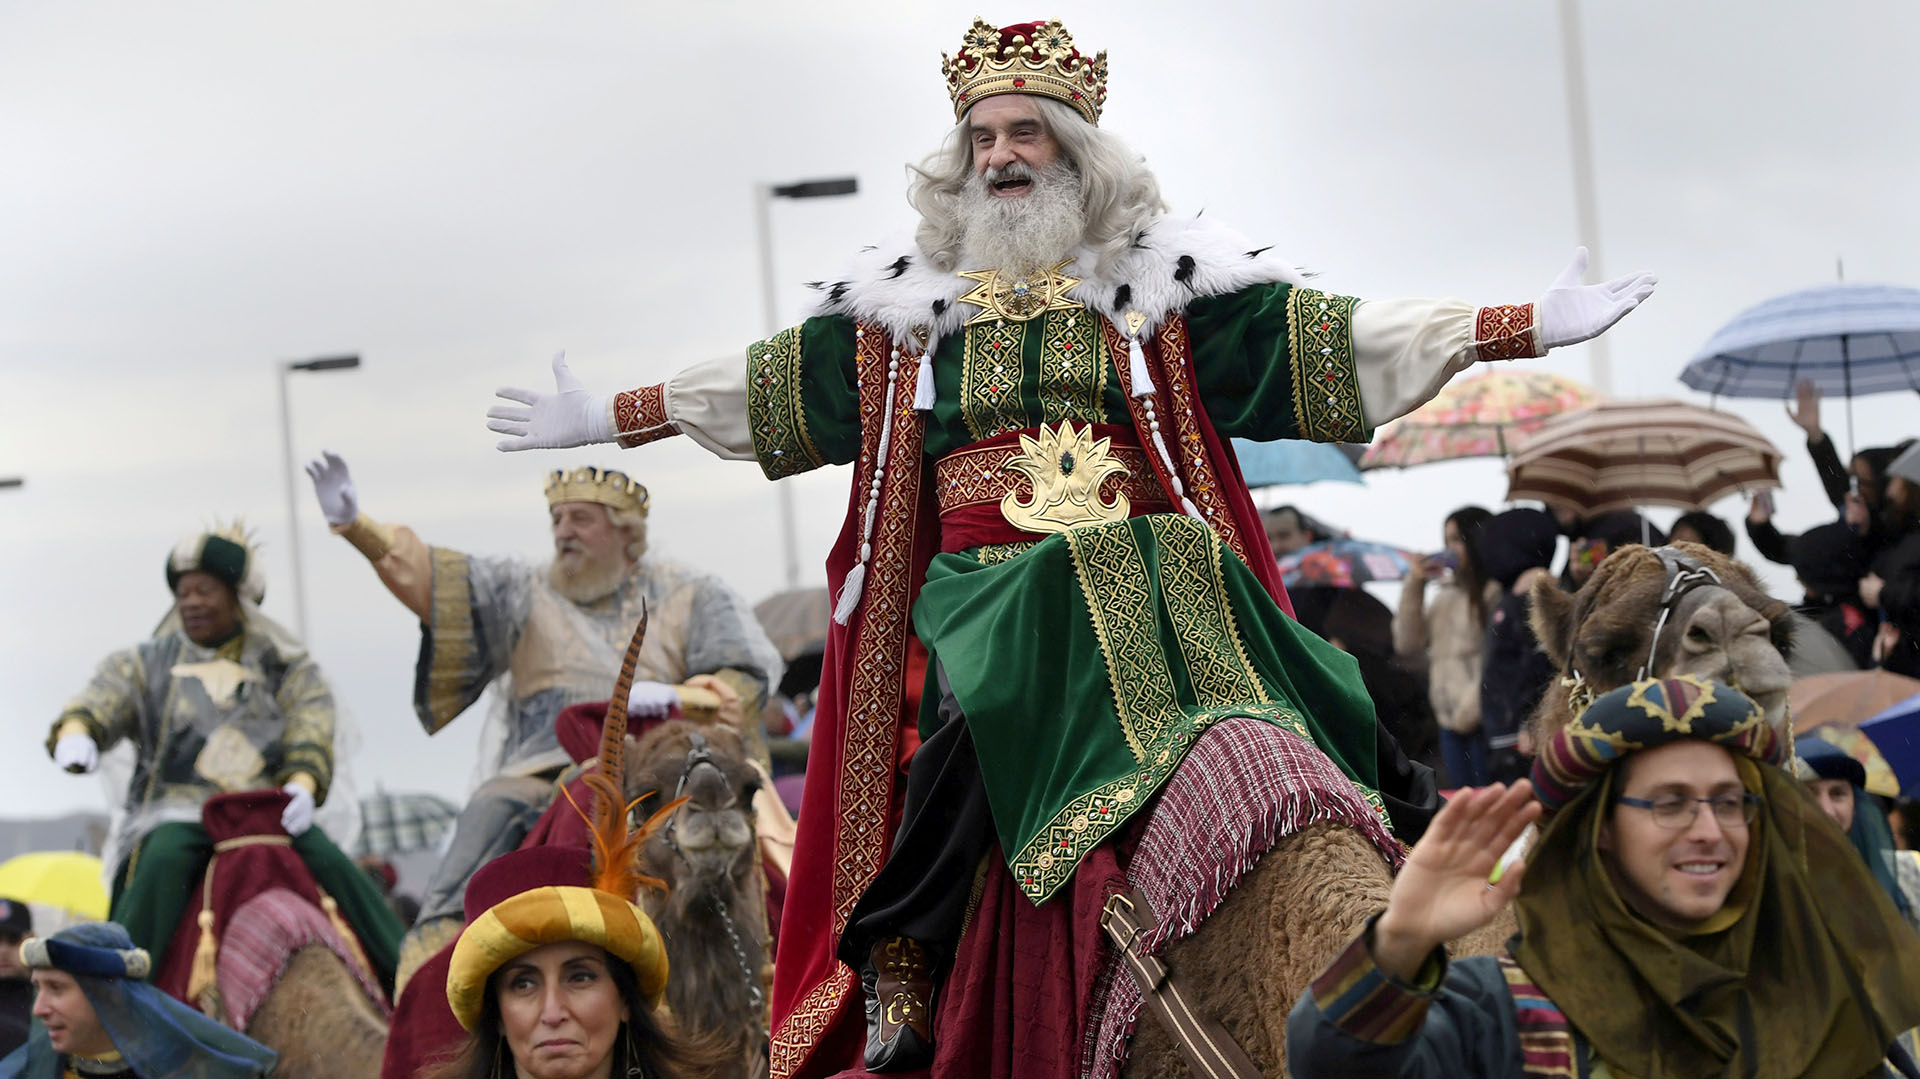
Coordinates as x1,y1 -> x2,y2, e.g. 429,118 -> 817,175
832,562 -> 866,625
1127,335 -> 1156,398
834,345 -> 906,625
913,340 -> 938,411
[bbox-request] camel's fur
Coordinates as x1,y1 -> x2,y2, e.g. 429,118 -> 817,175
243,944 -> 388,1079
626,719 -> 772,1079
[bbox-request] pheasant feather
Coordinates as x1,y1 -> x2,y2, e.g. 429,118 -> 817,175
570,602 -> 684,900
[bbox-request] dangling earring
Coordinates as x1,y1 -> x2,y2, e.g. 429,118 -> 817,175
624,1020 -> 646,1079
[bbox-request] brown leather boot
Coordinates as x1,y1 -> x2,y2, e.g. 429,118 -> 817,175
861,936 -> 933,1072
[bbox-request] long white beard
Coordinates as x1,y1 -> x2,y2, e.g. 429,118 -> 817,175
547,546 -> 633,604
957,160 -> 1086,277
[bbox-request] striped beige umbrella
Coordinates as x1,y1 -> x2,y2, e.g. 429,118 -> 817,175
1506,398 -> 1781,515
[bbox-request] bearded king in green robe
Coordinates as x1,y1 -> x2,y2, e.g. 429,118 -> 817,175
483,16 -> 1657,1076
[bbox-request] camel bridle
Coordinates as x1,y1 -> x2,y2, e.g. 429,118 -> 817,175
1562,546 -> 1724,710
656,728 -> 770,1043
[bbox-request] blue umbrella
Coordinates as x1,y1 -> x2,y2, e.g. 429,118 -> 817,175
1682,282 -> 1920,456
1860,691 -> 1920,799
1231,439 -> 1363,489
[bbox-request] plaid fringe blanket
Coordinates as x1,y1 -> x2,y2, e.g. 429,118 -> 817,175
1082,717 -> 1405,1078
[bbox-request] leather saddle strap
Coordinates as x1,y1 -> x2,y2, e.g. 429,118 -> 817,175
1100,890 -> 1263,1079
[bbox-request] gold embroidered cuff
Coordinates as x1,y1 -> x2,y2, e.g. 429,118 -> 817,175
1470,303 -> 1543,362
613,384 -> 678,449
334,514 -> 396,562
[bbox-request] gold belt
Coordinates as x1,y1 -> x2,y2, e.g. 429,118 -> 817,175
934,422 -> 1166,534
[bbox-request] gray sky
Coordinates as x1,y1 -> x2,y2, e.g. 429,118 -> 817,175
4,1 -> 1917,821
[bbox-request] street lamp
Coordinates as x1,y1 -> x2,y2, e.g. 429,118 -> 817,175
0,477 -> 22,490
278,354 -> 361,640
755,176 -> 860,590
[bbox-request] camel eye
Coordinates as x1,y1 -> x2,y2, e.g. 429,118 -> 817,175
1686,625 -> 1713,646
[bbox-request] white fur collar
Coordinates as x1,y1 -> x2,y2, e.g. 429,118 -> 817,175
801,213 -> 1307,344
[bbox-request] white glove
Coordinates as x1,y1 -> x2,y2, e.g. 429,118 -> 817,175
1537,247 -> 1658,350
54,733 -> 98,774
303,449 -> 359,527
487,351 -> 614,452
281,782 -> 316,836
625,680 -> 682,720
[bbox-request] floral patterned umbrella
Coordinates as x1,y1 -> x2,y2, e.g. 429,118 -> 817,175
1360,369 -> 1600,469
1277,538 -> 1418,590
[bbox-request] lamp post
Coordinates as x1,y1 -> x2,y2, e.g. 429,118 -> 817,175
278,354 -> 360,640
755,177 -> 860,590
0,477 -> 21,490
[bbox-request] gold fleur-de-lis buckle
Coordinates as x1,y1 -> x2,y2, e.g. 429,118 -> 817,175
1001,421 -> 1131,534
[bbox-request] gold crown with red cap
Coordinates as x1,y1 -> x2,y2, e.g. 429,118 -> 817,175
943,17 -> 1109,126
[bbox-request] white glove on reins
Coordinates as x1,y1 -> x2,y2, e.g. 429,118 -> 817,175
281,782 -> 316,837
304,450 -> 359,528
1537,247 -> 1658,350
626,681 -> 681,720
489,352 -> 613,452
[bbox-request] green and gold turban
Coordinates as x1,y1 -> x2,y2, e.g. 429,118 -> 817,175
1530,674 -> 1786,815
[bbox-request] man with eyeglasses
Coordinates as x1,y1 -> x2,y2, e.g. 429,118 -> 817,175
1288,675 -> 1920,1078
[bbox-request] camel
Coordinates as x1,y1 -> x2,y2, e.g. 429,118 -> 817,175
1115,543 -> 1796,1077
243,938 -> 389,1078
626,718 -> 774,1079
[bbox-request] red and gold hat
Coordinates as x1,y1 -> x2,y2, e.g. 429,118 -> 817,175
943,17 -> 1109,125
444,845 -> 669,1031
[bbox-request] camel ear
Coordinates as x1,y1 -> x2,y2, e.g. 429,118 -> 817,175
1529,576 -> 1577,670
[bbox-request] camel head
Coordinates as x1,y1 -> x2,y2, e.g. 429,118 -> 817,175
1527,543 -> 1794,741
622,718 -> 769,1064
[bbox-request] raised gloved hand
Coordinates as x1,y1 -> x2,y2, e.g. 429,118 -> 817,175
488,352 -> 613,452
54,732 -> 99,774
304,450 -> 359,527
625,680 -> 682,720
281,782 -> 316,836
1537,247 -> 1658,350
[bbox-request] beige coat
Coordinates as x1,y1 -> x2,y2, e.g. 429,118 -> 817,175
1393,575 -> 1500,734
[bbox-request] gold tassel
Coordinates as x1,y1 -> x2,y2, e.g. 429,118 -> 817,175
319,891 -> 375,983
185,908 -> 219,1008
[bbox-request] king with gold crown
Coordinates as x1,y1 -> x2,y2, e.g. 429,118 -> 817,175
487,16 -> 1657,1076
301,455 -> 783,986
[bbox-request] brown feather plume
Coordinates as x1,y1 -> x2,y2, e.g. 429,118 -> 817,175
567,601 -> 685,901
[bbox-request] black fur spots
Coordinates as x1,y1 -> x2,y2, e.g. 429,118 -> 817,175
931,299 -> 949,318
1246,246 -> 1274,259
1174,255 -> 1196,288
1113,284 -> 1132,310
886,256 -> 911,279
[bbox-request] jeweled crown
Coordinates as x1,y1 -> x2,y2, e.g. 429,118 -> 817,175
943,17 -> 1108,126
545,467 -> 649,516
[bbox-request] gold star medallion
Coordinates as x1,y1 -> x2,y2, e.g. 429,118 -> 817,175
956,260 -> 1082,325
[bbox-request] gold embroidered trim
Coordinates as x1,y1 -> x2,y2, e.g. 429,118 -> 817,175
1014,514 -> 1300,903
1286,288 -> 1368,443
934,437 -> 1156,515
748,328 -> 824,479
1472,303 -> 1542,363
959,318 -> 1030,441
1066,520 -> 1177,764
970,540 -> 1037,566
1152,315 -> 1258,571
612,384 -> 676,449
769,965 -> 853,1079
830,323 -> 923,932
1038,307 -> 1106,424
422,547 -> 477,733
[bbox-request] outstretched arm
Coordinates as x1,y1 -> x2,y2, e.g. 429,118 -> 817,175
305,450 -> 434,620
486,319 -> 863,479
1355,246 -> 1655,428
1196,247 -> 1656,443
